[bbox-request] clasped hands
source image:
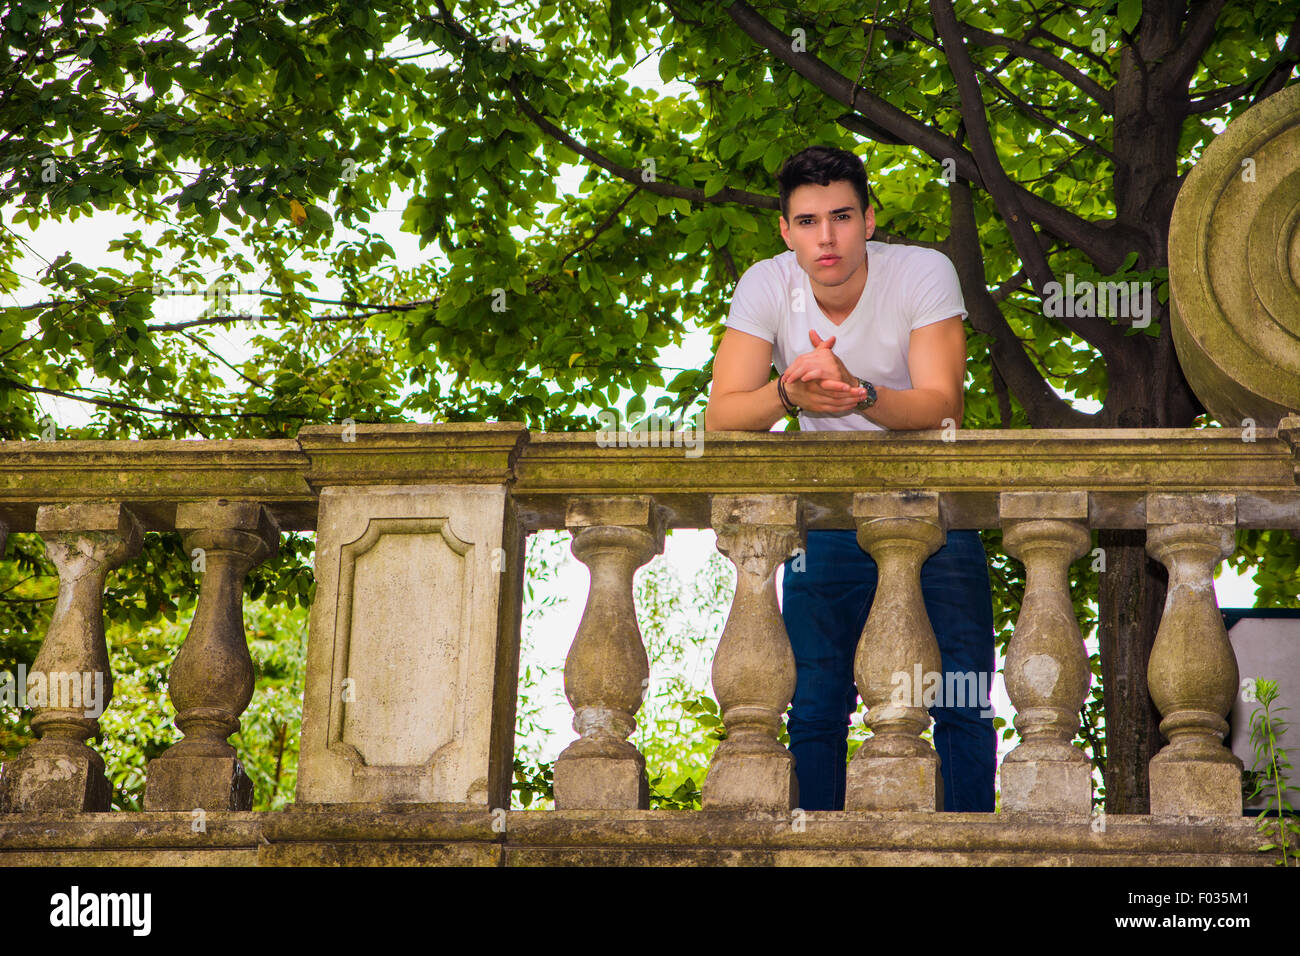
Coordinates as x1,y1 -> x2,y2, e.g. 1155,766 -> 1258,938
780,330 -> 869,413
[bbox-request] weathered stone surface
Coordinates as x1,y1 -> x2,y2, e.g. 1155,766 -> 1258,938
1169,83 -> 1300,428
702,748 -> 797,812
259,842 -> 502,866
1000,495 -> 1093,815
2,430 -> 1299,536
145,501 -> 279,811
553,751 -> 649,810
298,422 -> 527,488
846,492 -> 945,812
0,503 -> 141,813
0,810 -> 262,867
0,748 -> 111,815
145,757 -> 253,814
998,491 -> 1088,522
0,809 -> 1285,866
1148,761 -> 1244,819
510,430 -> 1299,532
1145,494 -> 1243,818
554,498 -> 664,810
703,494 -> 802,811
1146,492 -> 1235,526
846,755 -> 942,812
1000,761 -> 1092,816
0,440 -> 313,532
296,483 -> 523,808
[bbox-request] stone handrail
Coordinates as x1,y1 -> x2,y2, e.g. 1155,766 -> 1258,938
1,420 -> 1298,819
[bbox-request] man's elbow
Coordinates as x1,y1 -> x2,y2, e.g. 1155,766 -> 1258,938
704,393 -> 745,431
704,400 -> 722,432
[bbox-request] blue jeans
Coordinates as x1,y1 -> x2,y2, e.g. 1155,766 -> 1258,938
781,529 -> 996,812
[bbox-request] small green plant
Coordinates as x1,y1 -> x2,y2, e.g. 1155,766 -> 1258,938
1244,678 -> 1299,866
649,774 -> 701,810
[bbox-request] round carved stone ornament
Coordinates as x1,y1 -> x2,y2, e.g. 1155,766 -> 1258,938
1169,83 -> 1300,428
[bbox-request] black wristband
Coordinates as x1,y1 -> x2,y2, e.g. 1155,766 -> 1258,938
776,377 -> 799,417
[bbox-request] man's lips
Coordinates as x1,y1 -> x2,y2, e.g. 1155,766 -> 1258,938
816,255 -> 840,264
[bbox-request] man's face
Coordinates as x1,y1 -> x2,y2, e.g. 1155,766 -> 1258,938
778,180 -> 875,288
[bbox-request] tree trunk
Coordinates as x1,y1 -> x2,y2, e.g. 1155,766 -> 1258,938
1097,529 -> 1168,813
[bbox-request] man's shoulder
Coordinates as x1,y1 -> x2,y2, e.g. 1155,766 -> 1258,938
738,248 -> 800,287
870,240 -> 954,272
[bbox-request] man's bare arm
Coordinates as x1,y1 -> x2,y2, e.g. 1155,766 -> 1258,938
706,328 -> 867,431
870,316 -> 966,428
704,328 -> 788,431
783,316 -> 967,430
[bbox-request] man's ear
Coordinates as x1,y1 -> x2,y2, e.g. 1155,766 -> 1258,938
864,205 -> 876,240
779,215 -> 791,248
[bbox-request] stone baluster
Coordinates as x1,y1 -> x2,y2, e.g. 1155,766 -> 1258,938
554,496 -> 665,810
144,501 -> 279,811
0,503 -> 141,812
703,495 -> 803,811
845,492 -> 946,811
999,492 -> 1093,814
1144,493 -> 1242,816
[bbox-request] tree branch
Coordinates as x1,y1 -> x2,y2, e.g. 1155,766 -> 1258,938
715,242 -> 739,283
972,59 -> 1116,163
557,186 -> 641,270
990,359 -> 1012,428
723,1 -> 1124,268
432,2 -> 774,208
959,22 -> 1114,111
178,330 -> 270,393
1,379 -> 310,422
992,267 -> 1027,303
1023,24 -> 1113,75
506,73 -> 775,207
928,0 -> 1055,292
1167,0 -> 1229,88
946,179 -> 1094,429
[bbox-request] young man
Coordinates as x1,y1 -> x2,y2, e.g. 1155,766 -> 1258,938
705,146 -> 996,812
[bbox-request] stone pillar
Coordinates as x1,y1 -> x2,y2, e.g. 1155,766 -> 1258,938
553,496 -> 665,810
0,503 -> 141,812
999,492 -> 1093,815
845,492 -> 945,812
144,501 -> 279,811
295,423 -> 528,809
1145,493 -> 1242,817
702,495 -> 803,811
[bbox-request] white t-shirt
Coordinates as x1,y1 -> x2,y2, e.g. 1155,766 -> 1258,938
725,240 -> 968,431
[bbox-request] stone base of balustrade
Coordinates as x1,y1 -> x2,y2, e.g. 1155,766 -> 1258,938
553,750 -> 650,810
1149,757 -> 1244,818
143,755 -> 254,812
702,749 -> 797,812
1000,759 -> 1093,815
845,754 -> 942,812
0,748 -> 111,813
0,809 -> 1284,866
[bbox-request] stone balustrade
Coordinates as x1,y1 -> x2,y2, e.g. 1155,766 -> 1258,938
1,422 -> 1299,843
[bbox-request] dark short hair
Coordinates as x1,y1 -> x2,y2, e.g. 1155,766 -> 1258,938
777,146 -> 874,221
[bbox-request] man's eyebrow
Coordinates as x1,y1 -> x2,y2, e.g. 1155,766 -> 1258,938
793,206 -> 857,220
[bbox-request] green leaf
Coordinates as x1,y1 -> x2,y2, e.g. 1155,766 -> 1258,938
1118,0 -> 1142,33
658,46 -> 679,84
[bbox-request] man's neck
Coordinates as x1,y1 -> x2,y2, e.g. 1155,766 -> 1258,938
812,251 -> 869,325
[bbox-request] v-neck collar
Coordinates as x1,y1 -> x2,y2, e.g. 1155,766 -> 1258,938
807,241 -> 873,331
